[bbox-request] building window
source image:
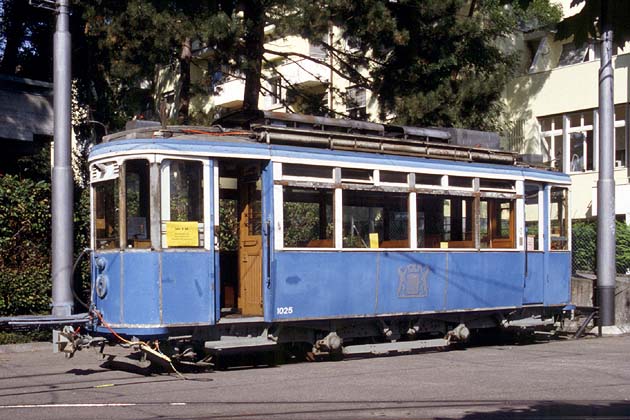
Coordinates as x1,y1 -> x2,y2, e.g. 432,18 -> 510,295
268,77 -> 282,105
346,86 -> 367,120
567,111 -> 594,172
539,115 -> 563,170
309,36 -> 327,60
615,104 -> 627,167
525,36 -> 549,73
540,105 -> 629,173
558,43 -> 588,67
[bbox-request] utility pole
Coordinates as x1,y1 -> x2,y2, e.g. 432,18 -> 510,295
31,0 -> 74,316
597,0 -> 615,327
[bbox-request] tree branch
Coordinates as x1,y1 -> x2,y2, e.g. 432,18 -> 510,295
263,48 -> 371,90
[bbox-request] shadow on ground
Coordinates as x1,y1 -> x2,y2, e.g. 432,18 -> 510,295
441,401 -> 630,419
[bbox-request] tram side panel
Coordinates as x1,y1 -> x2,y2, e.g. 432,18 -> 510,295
161,251 -> 214,325
92,252 -> 123,325
271,250 -> 534,320
445,252 -> 525,310
544,251 -> 571,305
121,252 -> 160,325
523,252 -> 545,304
92,250 -> 215,330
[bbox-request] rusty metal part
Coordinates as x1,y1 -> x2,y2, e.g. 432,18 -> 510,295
252,125 -> 516,164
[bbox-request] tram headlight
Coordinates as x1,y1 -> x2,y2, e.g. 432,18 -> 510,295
96,274 -> 108,298
95,257 -> 107,272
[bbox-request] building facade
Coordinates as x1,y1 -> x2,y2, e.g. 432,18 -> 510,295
503,0 -> 630,222
0,75 -> 53,174
156,28 -> 377,123
156,1 -> 629,224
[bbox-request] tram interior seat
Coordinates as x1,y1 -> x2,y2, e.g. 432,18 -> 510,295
379,239 -> 409,248
445,240 -> 474,248
306,239 -> 334,248
132,239 -> 152,249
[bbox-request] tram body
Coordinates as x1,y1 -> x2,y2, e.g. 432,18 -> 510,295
85,113 -> 571,359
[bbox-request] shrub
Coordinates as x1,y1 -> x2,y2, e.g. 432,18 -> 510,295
0,175 -> 52,315
572,220 -> 630,275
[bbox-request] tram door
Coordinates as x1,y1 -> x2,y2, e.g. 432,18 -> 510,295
238,165 -> 263,316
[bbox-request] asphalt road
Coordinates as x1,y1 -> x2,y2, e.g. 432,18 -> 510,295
0,334 -> 629,419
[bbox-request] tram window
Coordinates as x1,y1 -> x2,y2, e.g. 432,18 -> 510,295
163,160 -> 204,248
283,187 -> 333,248
342,191 -> 408,248
550,187 -> 569,250
416,173 -> 443,186
525,184 -> 541,251
480,179 -> 515,191
480,198 -> 515,249
417,195 -> 474,248
282,164 -> 334,180
125,160 -> 150,248
94,179 -> 119,250
380,171 -> 407,184
449,176 -> 473,189
341,168 -> 373,183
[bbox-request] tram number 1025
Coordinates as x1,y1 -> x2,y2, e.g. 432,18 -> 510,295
276,306 -> 294,315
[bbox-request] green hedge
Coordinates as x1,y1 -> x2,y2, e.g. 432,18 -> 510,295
572,220 -> 630,275
0,175 -> 52,315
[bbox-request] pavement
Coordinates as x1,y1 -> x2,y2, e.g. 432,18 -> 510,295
0,333 -> 629,419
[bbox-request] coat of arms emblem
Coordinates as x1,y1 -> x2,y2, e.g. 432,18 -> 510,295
397,264 -> 429,298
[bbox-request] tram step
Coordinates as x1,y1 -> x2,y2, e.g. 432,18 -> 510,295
343,338 -> 449,356
204,337 -> 278,353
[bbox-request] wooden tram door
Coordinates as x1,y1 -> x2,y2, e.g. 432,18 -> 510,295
238,165 -> 264,316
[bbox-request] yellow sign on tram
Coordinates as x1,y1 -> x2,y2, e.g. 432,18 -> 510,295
166,221 -> 199,247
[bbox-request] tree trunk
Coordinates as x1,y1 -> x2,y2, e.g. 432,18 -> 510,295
177,37 -> 192,124
241,1 -> 265,112
0,0 -> 28,75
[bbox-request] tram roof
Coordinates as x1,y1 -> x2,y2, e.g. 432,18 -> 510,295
94,111 -> 568,184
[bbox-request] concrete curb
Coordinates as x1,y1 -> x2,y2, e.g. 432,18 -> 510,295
0,342 -> 51,354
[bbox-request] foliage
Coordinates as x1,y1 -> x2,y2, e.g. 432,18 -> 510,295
572,220 -> 630,275
0,175 -> 52,315
556,0 -> 630,45
0,0 -> 55,79
0,330 -> 52,345
305,0 -> 563,129
572,221 -> 596,273
219,199 -> 238,251
283,202 -> 321,247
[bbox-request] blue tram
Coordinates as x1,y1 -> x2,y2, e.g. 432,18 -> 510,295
74,112 -> 571,362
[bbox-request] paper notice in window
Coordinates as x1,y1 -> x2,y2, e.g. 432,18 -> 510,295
369,233 -> 379,249
166,221 -> 199,247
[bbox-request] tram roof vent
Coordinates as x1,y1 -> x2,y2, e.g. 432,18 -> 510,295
214,110 -> 386,137
384,125 -> 451,143
444,128 -> 501,150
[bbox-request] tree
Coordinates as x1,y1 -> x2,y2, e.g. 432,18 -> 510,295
556,0 -> 630,45
296,0 -> 563,129
0,0 -> 55,79
80,0 -> 241,124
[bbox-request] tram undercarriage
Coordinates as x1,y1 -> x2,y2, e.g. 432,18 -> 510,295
55,306 -> 565,371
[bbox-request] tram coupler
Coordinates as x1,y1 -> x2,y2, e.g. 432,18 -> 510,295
445,323 -> 470,343
53,325 -> 94,357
